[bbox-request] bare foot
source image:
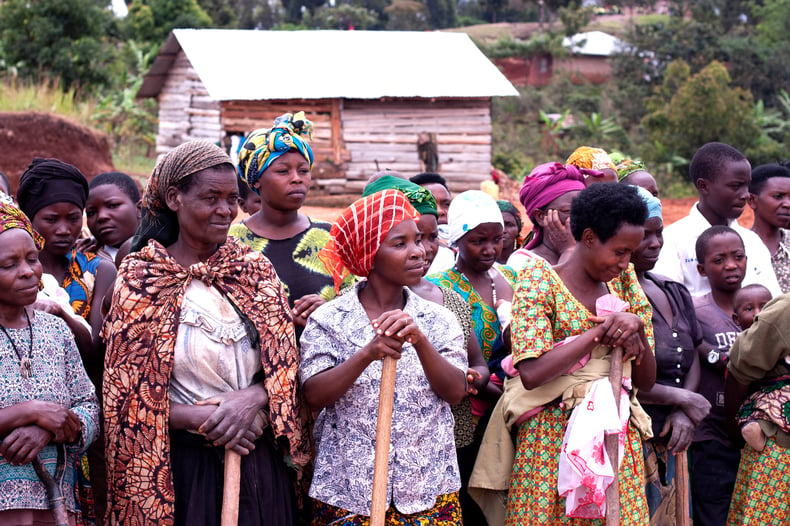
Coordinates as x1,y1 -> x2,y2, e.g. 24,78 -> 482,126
741,421 -> 767,452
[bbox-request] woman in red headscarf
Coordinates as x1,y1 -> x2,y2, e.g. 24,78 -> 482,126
301,189 -> 467,525
508,162 -> 591,270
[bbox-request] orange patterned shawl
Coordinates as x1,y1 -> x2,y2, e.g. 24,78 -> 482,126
102,237 -> 308,525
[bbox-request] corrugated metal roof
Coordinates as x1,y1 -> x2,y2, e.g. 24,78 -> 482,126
139,29 -> 518,100
562,31 -> 626,57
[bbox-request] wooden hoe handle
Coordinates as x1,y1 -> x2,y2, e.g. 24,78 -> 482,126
605,346 -> 624,526
370,356 -> 398,526
222,450 -> 242,526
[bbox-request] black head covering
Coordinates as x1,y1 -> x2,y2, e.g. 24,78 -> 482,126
17,158 -> 89,220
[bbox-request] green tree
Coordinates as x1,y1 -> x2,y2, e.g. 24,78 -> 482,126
282,0 -> 328,23
237,0 -> 283,28
93,41 -> 158,153
195,0 -> 237,26
0,0 -> 116,92
753,0 -> 790,46
641,60 -> 760,177
123,0 -> 212,43
557,2 -> 593,36
311,4 -> 380,28
610,18 -> 725,126
385,0 -> 430,29
425,0 -> 456,28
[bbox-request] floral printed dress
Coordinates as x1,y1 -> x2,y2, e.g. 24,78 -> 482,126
505,258 -> 653,525
299,283 -> 467,521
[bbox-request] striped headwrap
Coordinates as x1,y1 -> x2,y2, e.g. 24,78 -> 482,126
318,190 -> 420,292
131,140 -> 234,252
237,111 -> 314,195
0,200 -> 45,250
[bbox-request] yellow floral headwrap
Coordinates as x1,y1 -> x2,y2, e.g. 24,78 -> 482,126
566,146 -> 616,172
0,201 -> 45,250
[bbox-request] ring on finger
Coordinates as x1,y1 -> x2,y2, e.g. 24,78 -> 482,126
615,328 -> 623,334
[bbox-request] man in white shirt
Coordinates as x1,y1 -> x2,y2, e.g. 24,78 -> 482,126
654,142 -> 781,297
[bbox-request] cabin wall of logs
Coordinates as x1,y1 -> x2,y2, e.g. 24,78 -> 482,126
155,51 -> 493,194
156,51 -> 222,153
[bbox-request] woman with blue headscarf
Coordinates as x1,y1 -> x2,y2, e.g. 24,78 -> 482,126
629,186 -> 711,523
230,112 -> 345,335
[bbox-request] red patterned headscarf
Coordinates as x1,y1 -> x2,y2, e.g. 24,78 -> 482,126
319,190 -> 420,292
0,200 -> 45,250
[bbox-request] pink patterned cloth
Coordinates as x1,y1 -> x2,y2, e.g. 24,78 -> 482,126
501,294 -> 630,430
558,378 -> 630,518
556,294 -> 632,519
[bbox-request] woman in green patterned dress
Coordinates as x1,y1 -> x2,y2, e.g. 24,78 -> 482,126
428,190 -> 517,406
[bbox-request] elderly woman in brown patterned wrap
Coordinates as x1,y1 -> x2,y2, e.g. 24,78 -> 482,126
102,140 -> 309,526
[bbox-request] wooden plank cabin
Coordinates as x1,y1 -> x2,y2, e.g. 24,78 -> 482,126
138,29 -> 517,194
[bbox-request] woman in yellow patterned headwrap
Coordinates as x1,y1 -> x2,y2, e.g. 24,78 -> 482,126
566,146 -> 619,185
230,112 -> 348,338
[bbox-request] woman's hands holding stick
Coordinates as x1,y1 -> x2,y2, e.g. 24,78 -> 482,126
196,385 -> 269,456
588,311 -> 648,364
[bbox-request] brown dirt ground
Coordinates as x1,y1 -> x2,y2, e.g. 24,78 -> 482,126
0,111 -> 114,192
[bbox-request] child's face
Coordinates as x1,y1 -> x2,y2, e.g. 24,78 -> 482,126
749,176 -> 790,229
238,192 -> 262,215
697,232 -> 747,293
86,184 -> 141,248
733,288 -> 772,329
698,159 -> 751,221
32,202 -> 83,256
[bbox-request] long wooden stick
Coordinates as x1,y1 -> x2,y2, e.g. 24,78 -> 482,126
370,356 -> 398,526
221,450 -> 242,526
32,447 -> 69,526
674,451 -> 691,526
605,346 -> 624,526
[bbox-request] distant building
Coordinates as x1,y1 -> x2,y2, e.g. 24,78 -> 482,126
494,31 -> 627,87
138,29 -> 517,194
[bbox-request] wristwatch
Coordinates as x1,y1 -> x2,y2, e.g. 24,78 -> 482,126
707,349 -> 720,364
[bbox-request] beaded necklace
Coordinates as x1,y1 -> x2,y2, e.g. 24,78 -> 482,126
0,309 -> 33,379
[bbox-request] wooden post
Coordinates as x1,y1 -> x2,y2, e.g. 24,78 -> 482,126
675,451 -> 691,526
370,356 -> 398,526
605,346 -> 623,526
221,450 -> 242,526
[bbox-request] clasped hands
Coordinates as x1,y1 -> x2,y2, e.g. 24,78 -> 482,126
190,386 -> 269,456
0,401 -> 80,465
588,311 -> 650,365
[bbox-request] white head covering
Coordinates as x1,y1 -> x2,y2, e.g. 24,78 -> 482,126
447,190 -> 504,245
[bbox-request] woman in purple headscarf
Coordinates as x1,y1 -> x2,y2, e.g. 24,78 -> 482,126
507,162 -> 593,269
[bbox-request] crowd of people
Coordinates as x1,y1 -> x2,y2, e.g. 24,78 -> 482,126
0,111 -> 789,526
